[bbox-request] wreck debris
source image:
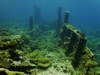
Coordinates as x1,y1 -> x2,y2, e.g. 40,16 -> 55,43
64,11 -> 70,24
59,23 -> 98,74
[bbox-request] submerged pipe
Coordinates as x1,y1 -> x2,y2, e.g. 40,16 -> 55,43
64,11 -> 70,24
29,16 -> 33,30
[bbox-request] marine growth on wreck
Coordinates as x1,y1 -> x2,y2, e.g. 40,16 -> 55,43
0,2 -> 100,75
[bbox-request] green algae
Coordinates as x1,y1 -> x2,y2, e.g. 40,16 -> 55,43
0,21 -> 99,75
0,50 -> 11,68
26,50 -> 52,68
26,50 -> 39,58
85,59 -> 98,67
37,56 -> 52,67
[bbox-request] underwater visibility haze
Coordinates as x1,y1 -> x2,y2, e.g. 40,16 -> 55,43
0,0 -> 100,75
0,0 -> 100,29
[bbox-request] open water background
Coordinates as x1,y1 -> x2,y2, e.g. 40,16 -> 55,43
0,0 -> 100,29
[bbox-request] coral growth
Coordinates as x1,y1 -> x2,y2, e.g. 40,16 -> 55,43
0,21 -> 100,75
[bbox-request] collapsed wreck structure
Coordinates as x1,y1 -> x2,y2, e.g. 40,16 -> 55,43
0,6 -> 99,75
58,9 -> 98,75
59,23 -> 98,75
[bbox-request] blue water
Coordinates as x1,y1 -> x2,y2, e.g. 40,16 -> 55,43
0,0 -> 100,29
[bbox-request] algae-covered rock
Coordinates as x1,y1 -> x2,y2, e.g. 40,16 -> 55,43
85,59 -> 98,67
0,50 -> 12,68
37,57 -> 52,68
11,35 -> 21,41
0,39 -> 18,50
15,49 -> 24,56
21,34 -> 30,44
6,40 -> 18,47
0,35 -> 22,50
87,71 -> 95,75
26,50 -> 52,68
0,27 -> 12,36
0,50 -> 10,59
26,50 -> 39,58
0,68 -> 25,75
20,60 -> 36,67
